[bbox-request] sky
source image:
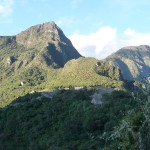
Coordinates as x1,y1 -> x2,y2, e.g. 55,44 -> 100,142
1,0 -> 150,59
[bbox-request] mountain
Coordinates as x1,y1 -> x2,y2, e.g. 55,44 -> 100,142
16,21 -> 81,68
0,21 -> 79,106
0,23 -> 149,150
105,45 -> 150,81
0,21 -> 81,81
0,21 -> 126,107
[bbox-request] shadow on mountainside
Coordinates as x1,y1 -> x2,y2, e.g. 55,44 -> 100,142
115,59 -> 133,81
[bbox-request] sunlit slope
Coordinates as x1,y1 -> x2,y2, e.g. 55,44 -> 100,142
50,57 -> 125,89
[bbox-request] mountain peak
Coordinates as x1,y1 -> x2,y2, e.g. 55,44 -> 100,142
16,21 -> 64,48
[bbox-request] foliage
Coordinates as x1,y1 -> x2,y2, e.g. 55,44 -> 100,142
103,91 -> 150,150
0,56 -> 126,107
0,89 -> 144,150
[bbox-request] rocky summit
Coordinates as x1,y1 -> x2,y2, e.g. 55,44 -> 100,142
105,45 -> 150,81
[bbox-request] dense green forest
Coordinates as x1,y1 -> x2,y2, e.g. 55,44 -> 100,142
0,89 -> 149,150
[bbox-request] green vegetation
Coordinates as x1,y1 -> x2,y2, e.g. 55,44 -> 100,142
0,89 -> 149,150
105,90 -> 150,150
1,22 -> 149,150
95,61 -> 123,80
0,22 -> 126,107
21,67 -> 46,86
49,57 -> 125,89
0,56 -> 125,107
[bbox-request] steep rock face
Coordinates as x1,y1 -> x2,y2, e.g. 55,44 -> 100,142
105,45 -> 150,81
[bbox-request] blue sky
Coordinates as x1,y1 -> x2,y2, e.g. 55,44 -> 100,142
1,0 -> 150,59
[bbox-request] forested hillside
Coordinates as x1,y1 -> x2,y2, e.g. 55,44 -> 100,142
0,89 -> 149,150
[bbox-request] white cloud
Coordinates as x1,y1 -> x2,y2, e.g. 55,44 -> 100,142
122,31 -> 150,46
123,28 -> 136,37
69,27 -> 150,60
0,0 -> 14,18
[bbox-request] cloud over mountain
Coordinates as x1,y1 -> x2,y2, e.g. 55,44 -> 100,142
69,26 -> 150,59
